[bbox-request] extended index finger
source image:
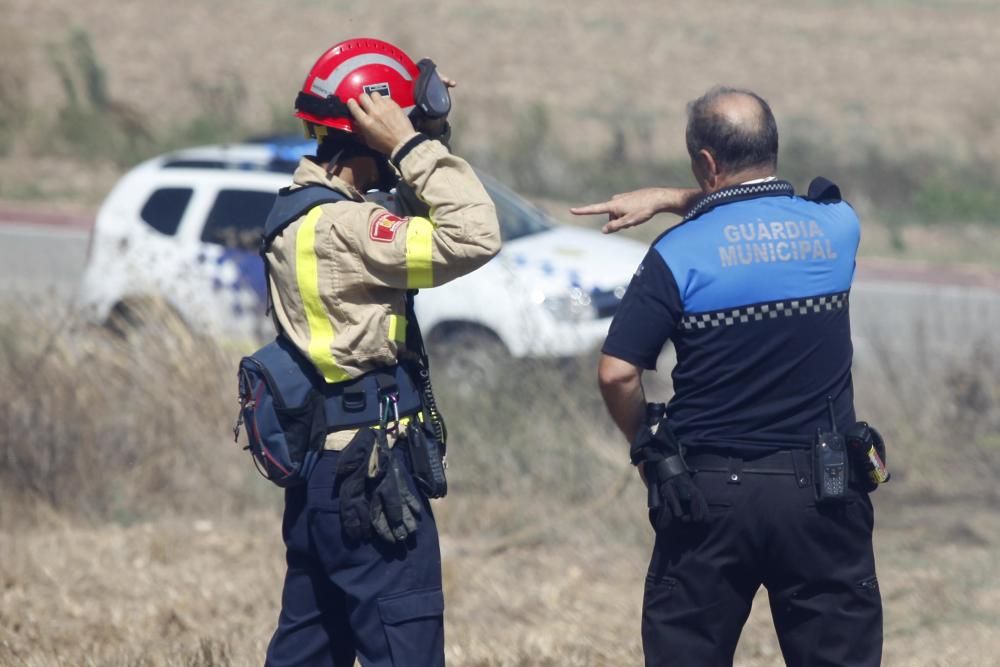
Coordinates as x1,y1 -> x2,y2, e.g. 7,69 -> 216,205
569,201 -> 613,216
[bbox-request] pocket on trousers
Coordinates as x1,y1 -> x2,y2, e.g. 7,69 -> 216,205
691,470 -> 734,509
377,588 -> 445,666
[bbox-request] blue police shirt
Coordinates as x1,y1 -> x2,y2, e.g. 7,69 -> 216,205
603,181 -> 860,452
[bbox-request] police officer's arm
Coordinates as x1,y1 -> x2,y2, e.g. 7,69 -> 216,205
570,187 -> 701,234
599,249 -> 682,444
598,355 -> 646,443
347,92 -> 501,288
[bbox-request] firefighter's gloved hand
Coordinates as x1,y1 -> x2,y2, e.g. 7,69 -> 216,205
370,446 -> 422,544
631,421 -> 708,527
336,429 -> 378,542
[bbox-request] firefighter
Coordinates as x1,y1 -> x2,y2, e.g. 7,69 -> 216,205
262,38 -> 500,667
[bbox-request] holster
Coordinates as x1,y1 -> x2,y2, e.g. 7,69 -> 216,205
645,454 -> 689,510
633,404 -> 689,510
845,421 -> 890,493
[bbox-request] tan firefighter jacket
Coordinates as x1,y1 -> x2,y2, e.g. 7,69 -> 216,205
265,133 -> 501,393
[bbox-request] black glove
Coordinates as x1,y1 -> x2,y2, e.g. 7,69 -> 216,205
369,433 -> 422,544
336,429 -> 378,543
632,420 -> 708,526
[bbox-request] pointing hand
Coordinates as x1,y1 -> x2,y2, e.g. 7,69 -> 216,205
570,187 -> 702,234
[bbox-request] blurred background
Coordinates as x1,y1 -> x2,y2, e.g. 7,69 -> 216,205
1,1 -> 997,665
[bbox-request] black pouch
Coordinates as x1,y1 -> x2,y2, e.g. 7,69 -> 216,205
405,420 -> 448,499
845,421 -> 890,493
235,341 -> 326,488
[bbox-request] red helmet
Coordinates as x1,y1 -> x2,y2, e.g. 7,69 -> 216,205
295,38 -> 452,137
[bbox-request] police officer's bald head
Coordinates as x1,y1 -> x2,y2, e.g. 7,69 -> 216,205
685,87 -> 778,177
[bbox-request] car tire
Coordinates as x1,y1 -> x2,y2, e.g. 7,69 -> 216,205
426,326 -> 509,393
104,297 -> 190,340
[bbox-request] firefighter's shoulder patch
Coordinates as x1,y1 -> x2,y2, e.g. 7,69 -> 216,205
369,211 -> 406,243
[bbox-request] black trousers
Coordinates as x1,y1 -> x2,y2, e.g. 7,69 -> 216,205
642,450 -> 883,667
265,449 -> 445,667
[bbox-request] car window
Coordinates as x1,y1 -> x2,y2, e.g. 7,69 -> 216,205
477,174 -> 552,242
141,188 -> 193,236
201,189 -> 276,250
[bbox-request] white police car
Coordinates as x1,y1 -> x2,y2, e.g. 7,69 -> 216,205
77,136 -> 647,378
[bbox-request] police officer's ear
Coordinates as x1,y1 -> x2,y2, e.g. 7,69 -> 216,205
691,148 -> 721,191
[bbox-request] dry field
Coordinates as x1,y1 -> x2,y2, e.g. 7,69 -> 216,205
2,497 -> 998,667
1,1 -> 999,665
1,0 -> 999,209
1,302 -> 998,666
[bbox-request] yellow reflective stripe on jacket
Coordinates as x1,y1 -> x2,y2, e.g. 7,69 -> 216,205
296,207 -> 351,383
405,216 -> 435,288
388,314 -> 408,343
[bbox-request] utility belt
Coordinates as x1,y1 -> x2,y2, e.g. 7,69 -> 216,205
234,335 -> 447,497
681,432 -> 888,502
641,403 -> 889,508
322,363 -> 424,431
686,448 -> 814,488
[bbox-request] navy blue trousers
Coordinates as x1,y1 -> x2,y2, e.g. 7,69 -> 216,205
265,448 -> 445,667
642,452 -> 883,667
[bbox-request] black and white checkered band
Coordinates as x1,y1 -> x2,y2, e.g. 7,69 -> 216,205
679,292 -> 849,331
683,181 -> 795,222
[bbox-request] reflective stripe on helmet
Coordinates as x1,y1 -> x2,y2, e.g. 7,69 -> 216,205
311,53 -> 414,98
296,207 -> 351,383
405,216 -> 435,288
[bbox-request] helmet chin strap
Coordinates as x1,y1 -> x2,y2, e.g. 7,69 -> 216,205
323,141 -> 399,193
372,154 -> 400,193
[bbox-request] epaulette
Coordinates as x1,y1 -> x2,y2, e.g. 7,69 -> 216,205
806,177 -> 842,203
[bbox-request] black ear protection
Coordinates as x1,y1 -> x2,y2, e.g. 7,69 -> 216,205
412,59 -> 451,119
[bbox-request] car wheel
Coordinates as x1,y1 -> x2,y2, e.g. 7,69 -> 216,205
104,297 -> 190,340
426,327 -> 509,393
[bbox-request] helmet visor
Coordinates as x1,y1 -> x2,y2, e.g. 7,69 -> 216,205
414,59 -> 451,119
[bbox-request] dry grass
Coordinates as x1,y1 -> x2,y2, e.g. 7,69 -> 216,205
2,0 -> 999,211
1,300 -> 998,666
1,2 -> 997,663
0,298 -> 261,528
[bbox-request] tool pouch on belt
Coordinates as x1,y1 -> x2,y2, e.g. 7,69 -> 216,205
234,339 -> 326,488
845,421 -> 890,493
233,332 -> 427,488
405,419 -> 448,498
632,404 -> 708,524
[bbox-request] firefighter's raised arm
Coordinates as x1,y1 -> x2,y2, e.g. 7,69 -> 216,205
347,92 -> 501,289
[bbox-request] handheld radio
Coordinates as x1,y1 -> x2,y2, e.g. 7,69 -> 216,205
813,396 -> 848,503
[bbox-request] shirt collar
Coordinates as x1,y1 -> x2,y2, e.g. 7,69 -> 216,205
683,179 -> 795,222
740,175 -> 778,185
291,156 -> 366,201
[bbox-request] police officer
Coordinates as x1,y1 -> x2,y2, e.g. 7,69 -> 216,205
263,38 -> 500,666
572,86 -> 882,666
